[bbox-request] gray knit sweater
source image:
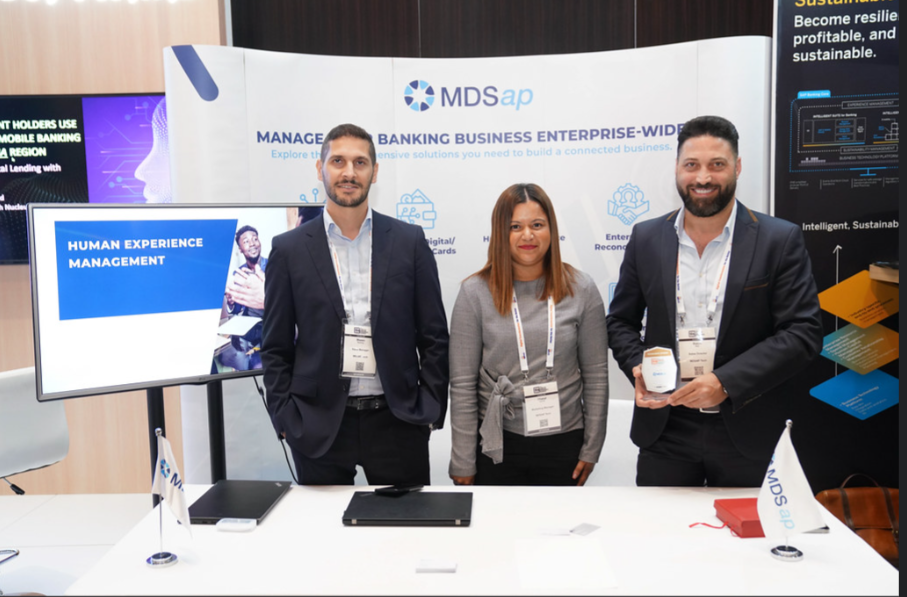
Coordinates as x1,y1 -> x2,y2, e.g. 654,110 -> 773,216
448,270 -> 609,477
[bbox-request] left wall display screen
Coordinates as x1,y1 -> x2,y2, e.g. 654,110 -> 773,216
28,202 -> 325,401
0,94 -> 166,264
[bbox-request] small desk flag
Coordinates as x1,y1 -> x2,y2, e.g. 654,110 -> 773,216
151,431 -> 192,536
756,420 -> 824,541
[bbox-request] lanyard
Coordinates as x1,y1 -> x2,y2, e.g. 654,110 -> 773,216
675,239 -> 732,328
511,291 -> 555,380
326,229 -> 372,321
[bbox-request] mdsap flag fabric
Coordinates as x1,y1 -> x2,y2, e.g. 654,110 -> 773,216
757,421 -> 825,541
151,431 -> 192,536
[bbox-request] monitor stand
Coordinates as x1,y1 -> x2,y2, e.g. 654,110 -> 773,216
147,387 -> 165,508
146,381 -> 229,508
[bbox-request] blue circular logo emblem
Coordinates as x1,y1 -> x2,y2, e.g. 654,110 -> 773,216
159,459 -> 171,478
404,80 -> 435,112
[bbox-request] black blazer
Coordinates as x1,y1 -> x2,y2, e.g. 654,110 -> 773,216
607,201 -> 822,460
261,210 -> 450,459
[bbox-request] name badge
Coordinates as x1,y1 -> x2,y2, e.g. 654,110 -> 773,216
678,327 -> 716,382
522,380 -> 562,436
340,322 -> 377,379
641,346 -> 676,396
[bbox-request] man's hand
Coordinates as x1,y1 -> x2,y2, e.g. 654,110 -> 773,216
632,364 -> 670,409
227,268 -> 266,310
450,475 -> 475,486
667,372 -> 728,409
572,461 -> 595,486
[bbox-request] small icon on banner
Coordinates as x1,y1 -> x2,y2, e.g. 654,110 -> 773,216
396,189 -> 437,229
608,183 -> 649,225
299,188 -> 320,203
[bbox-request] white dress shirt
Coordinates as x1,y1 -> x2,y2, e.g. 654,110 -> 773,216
323,208 -> 385,397
672,200 -> 738,390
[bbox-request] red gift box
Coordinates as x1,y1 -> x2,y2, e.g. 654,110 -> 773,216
714,497 -> 765,538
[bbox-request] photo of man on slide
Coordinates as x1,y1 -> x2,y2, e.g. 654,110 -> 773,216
214,207 -> 324,372
218,224 -> 267,371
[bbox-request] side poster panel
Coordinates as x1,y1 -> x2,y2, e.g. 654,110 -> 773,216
773,0 -> 898,489
163,39 -> 773,483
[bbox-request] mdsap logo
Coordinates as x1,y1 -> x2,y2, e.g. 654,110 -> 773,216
404,79 -> 534,112
764,455 -> 795,530
404,80 -> 435,112
159,458 -> 184,490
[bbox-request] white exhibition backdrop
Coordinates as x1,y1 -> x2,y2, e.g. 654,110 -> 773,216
165,37 -> 772,486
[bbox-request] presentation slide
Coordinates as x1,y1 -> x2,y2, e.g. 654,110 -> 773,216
29,203 -> 319,401
0,94 -> 166,264
0,96 -> 87,264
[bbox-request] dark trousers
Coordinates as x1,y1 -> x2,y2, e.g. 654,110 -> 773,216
291,404 -> 431,486
475,428 -> 584,486
636,406 -> 768,487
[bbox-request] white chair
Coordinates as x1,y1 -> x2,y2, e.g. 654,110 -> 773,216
589,398 -> 638,486
0,367 -> 69,494
0,368 -> 68,596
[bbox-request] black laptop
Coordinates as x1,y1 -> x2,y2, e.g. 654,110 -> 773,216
188,480 -> 291,525
342,491 -> 473,527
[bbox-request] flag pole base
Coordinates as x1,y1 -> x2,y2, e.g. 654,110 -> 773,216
146,551 -> 178,568
770,545 -> 804,562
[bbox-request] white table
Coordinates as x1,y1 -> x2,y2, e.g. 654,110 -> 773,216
62,485 -> 898,595
0,493 -> 151,596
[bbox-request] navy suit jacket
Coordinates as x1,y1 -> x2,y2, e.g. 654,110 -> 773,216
607,201 -> 822,460
261,210 -> 450,459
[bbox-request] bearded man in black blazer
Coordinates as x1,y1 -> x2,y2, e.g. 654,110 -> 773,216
262,123 -> 449,485
607,116 -> 822,487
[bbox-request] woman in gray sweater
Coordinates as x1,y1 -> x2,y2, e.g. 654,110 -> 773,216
449,183 -> 608,486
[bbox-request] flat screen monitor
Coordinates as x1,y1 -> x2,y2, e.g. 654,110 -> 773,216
1,93 -> 167,265
28,202 -> 325,401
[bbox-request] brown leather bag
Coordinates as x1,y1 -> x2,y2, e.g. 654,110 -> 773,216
815,473 -> 899,569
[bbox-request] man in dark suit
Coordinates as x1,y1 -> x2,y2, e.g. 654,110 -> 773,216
261,123 -> 449,486
607,115 -> 822,487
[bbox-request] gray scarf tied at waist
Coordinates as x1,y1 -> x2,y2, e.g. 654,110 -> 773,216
478,371 -> 524,464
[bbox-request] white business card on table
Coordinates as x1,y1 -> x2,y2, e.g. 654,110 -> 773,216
416,558 -> 457,573
570,523 -> 601,536
216,517 -> 257,532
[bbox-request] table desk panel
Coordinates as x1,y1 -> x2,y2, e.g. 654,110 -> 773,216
66,485 -> 898,595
